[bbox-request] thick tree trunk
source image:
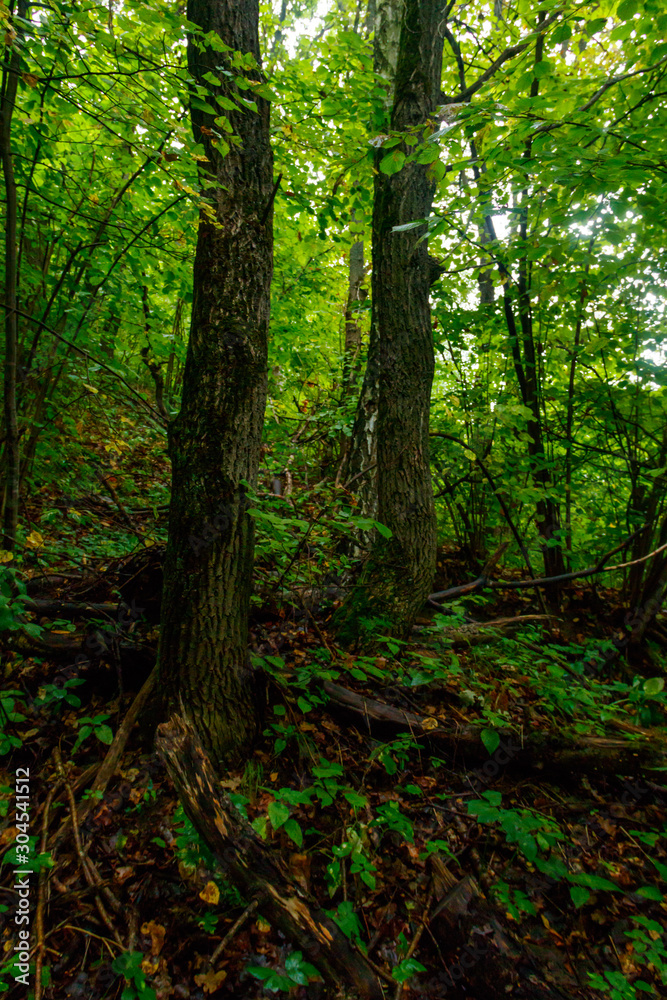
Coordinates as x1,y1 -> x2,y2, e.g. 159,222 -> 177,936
1,1 -> 28,550
157,0 -> 273,764
336,0 -> 444,640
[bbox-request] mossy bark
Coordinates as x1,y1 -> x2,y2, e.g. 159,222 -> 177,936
157,0 -> 273,765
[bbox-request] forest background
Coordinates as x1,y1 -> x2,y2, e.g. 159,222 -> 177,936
2,1 -> 667,1000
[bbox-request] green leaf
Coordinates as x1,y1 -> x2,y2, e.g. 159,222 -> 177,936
568,872 -> 618,892
268,800 -> 290,830
635,885 -> 663,901
392,957 -> 426,983
343,790 -> 368,808
392,219 -> 428,232
481,728 -> 500,755
95,725 -> 114,745
652,858 -> 667,882
644,677 -> 664,697
617,0 -> 639,20
570,886 -> 591,908
416,146 -> 441,165
373,520 -> 393,539
283,818 -> 303,847
380,149 -> 406,175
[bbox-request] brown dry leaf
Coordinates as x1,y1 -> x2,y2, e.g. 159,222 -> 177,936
199,881 -> 220,905
420,717 -> 440,730
142,920 -> 166,956
195,969 -> 227,993
114,866 -> 135,885
288,852 -> 311,890
219,775 -> 242,790
141,955 -> 159,975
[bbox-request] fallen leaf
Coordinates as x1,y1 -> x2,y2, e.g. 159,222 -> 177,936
141,920 -> 166,956
195,969 -> 227,993
25,530 -> 44,549
114,866 -> 135,884
200,881 -> 220,905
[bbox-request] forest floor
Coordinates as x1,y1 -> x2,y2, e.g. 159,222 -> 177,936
2,479 -> 667,1000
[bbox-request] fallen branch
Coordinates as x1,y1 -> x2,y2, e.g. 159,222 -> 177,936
51,667 -> 157,852
209,898 -> 258,968
429,526 -> 653,601
156,714 -> 383,1000
321,681 -> 667,779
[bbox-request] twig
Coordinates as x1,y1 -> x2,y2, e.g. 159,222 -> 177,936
429,525 -> 654,600
53,749 -> 123,946
51,666 -> 157,851
361,953 -> 395,987
209,898 -> 259,967
260,172 -> 282,226
342,461 -> 377,491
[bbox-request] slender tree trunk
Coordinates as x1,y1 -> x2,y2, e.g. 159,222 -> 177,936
157,0 -> 273,764
339,0 -> 404,512
1,0 -> 28,550
335,0 -> 445,640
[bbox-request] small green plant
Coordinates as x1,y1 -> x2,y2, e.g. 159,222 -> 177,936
328,900 -> 365,944
588,969 -> 652,999
372,800 -> 414,843
467,790 -> 564,862
247,950 -> 320,992
0,691 -> 26,755
72,713 -> 114,753
371,736 -> 421,775
0,565 -> 43,640
493,880 -> 538,919
328,825 -> 377,892
197,911 -> 218,934
111,951 -> 156,1000
392,956 -> 427,985
35,677 -> 86,712
171,806 -> 245,908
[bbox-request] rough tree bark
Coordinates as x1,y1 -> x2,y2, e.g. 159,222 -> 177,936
339,0 -> 404,514
157,0 -> 273,764
1,0 -> 28,550
335,0 -> 446,640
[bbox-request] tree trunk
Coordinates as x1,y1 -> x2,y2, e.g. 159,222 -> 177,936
157,0 -> 273,765
1,1 -> 28,550
339,0 -> 404,512
335,0 -> 445,640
